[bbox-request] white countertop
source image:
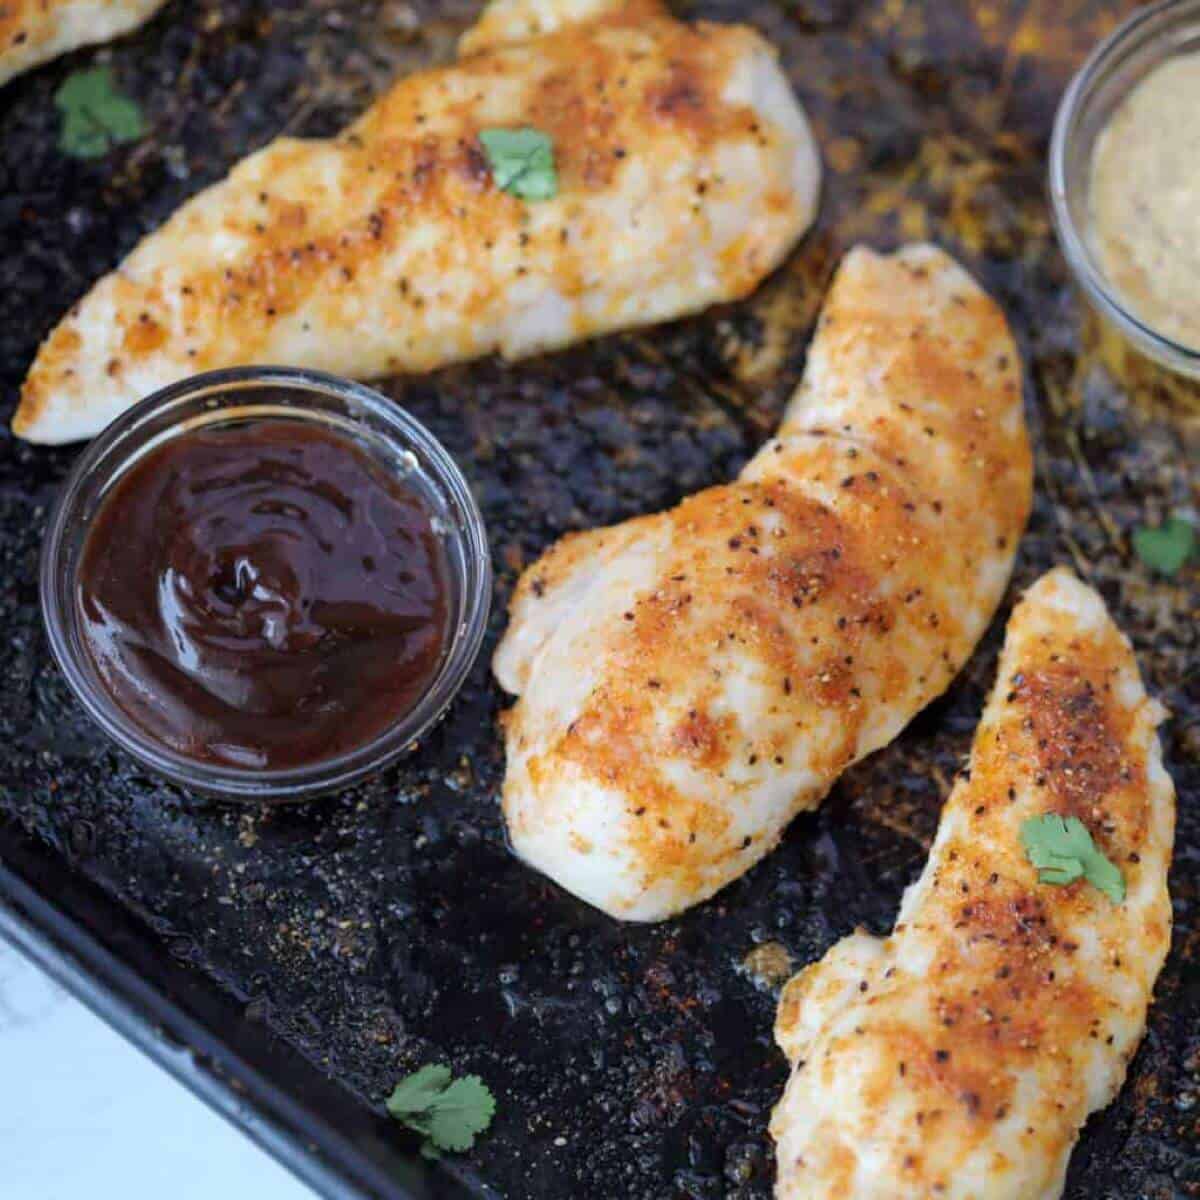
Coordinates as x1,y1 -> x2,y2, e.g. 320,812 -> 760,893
0,939 -> 314,1200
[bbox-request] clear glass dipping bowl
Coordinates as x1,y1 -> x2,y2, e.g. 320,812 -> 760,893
40,367 -> 491,801
1049,0 -> 1200,376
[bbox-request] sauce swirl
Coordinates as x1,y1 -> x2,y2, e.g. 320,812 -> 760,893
77,419 -> 449,770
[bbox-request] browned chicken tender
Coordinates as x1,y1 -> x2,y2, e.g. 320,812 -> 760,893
772,568 -> 1175,1199
14,0 -> 820,442
493,244 -> 1032,920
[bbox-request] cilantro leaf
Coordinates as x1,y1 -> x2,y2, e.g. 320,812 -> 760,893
55,67 -> 146,159
422,1076 -> 496,1152
385,1066 -> 495,1157
386,1064 -> 454,1116
479,127 -> 557,200
1020,814 -> 1126,903
1132,516 -> 1195,577
1082,851 -> 1126,905
1027,851 -> 1085,887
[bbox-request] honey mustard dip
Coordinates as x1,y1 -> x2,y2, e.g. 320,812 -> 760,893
1089,53 -> 1200,352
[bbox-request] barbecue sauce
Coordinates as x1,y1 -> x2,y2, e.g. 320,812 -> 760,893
76,419 -> 450,770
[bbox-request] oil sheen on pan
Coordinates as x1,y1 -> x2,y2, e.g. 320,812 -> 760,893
0,2 -> 1194,1199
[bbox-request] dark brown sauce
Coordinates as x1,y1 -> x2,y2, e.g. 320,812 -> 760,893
77,419 -> 450,770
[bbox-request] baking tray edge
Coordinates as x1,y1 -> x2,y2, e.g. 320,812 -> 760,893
0,819 -> 486,1200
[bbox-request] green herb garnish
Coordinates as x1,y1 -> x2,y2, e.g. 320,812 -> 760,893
1020,813 -> 1125,904
55,67 -> 146,159
386,1065 -> 496,1159
479,127 -> 557,200
1132,516 -> 1195,577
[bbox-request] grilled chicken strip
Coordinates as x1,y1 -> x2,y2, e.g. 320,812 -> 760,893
771,568 -> 1175,1200
493,244 -> 1032,921
13,0 -> 820,443
0,0 -> 166,87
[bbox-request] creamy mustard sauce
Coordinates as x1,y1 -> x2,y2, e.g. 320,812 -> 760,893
1089,53 -> 1200,351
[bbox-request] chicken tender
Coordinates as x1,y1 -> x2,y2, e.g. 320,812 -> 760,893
771,568 -> 1174,1200
493,244 -> 1033,920
14,0 -> 820,442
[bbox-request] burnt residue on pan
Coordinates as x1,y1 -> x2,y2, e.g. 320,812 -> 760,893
0,2 -> 1196,1197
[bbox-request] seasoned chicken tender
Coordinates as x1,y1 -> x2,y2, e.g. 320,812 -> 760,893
493,245 -> 1033,921
771,568 -> 1175,1200
13,0 -> 820,443
0,0 -> 166,87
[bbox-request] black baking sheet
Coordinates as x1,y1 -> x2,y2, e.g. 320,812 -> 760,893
0,2 -> 1196,1197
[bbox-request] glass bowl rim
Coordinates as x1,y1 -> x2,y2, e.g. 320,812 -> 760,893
39,365 -> 492,801
1048,0 -> 1200,374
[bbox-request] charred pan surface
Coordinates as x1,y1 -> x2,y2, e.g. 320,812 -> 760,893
0,2 -> 1195,1198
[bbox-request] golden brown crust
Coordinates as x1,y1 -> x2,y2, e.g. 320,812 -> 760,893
1012,665 -> 1134,823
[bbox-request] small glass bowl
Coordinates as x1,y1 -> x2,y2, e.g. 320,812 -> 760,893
40,367 -> 491,801
1049,0 -> 1200,376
